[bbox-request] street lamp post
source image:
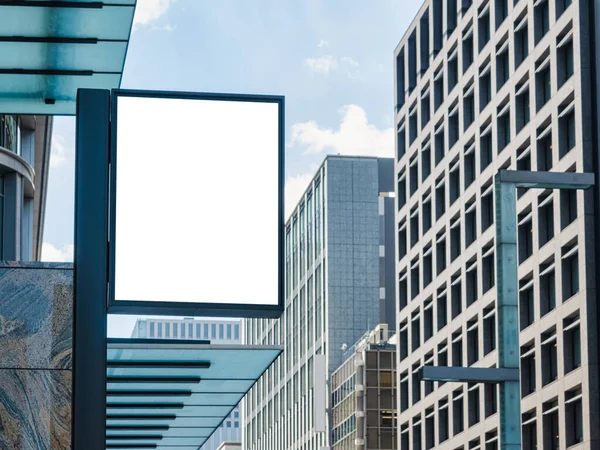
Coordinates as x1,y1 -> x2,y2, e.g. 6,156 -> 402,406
420,170 -> 594,450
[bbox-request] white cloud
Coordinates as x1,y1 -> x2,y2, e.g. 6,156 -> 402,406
50,134 -> 73,169
304,55 -> 360,78
41,243 -> 74,262
285,170 -> 317,220
318,40 -> 329,47
133,0 -> 177,27
304,55 -> 338,76
290,105 -> 393,158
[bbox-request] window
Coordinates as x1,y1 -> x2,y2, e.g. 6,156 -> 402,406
396,50 -> 405,110
479,68 -> 492,110
497,106 -> 510,152
463,28 -> 474,73
495,0 -> 508,28
412,363 -> 421,404
481,185 -> 494,232
449,105 -> 460,148
451,275 -> 462,319
410,156 -> 419,195
408,32 -> 417,91
411,312 -> 421,351
543,400 -> 560,450
453,389 -> 464,435
541,330 -> 558,386
464,90 -> 475,130
399,273 -> 408,311
425,409 -> 435,449
519,277 -> 535,330
437,287 -> 448,330
423,195 -> 432,233
452,331 -> 463,367
420,12 -> 430,73
522,410 -> 537,450
564,315 -> 581,373
436,177 -> 446,219
434,69 -> 444,109
204,323 -> 209,339
480,132 -> 492,172
520,343 -> 536,397
536,60 -> 551,110
165,323 -> 170,338
400,321 -> 409,360
411,259 -> 420,300
410,207 -> 419,246
465,202 -> 476,247
556,0 -> 572,19
399,221 -> 408,260
518,212 -> 533,263
540,263 -> 556,316
219,324 -> 224,339
450,217 -> 461,261
516,83 -> 530,132
562,244 -> 579,301
496,46 -> 509,90
397,125 -> 406,160
467,319 -> 479,365
433,0 -> 443,53
468,386 -> 480,426
447,0 -> 457,32
227,324 -> 232,340
149,322 -> 155,337
566,388 -> 584,446
483,306 -> 496,354
212,323 -> 217,339
534,0 -> 549,44
409,107 -> 418,144
424,250 -> 433,287
514,16 -> 528,67
559,108 -> 576,158
482,246 -> 494,293
398,172 -> 407,210
448,51 -> 459,93
435,124 -> 445,165
234,324 -> 240,340
439,399 -> 449,442
561,189 -> 577,229
484,384 -> 497,417
422,143 -> 431,182
557,35 -> 574,87
421,92 -> 431,128
464,146 -> 475,189
478,7 -> 491,50
538,194 -> 554,247
466,260 -> 478,305
449,162 -> 460,204
537,129 -> 552,171
424,300 -> 434,341
157,322 -> 163,338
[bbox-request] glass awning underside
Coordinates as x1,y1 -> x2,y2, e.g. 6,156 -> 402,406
0,0 -> 136,115
105,339 -> 282,450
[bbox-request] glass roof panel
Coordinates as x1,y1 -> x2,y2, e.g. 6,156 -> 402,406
105,341 -> 281,449
0,41 -> 129,72
0,5 -> 135,40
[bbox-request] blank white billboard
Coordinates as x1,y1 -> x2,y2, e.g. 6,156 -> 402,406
110,92 -> 283,315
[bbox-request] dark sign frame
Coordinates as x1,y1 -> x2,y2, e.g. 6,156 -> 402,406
106,89 -> 285,318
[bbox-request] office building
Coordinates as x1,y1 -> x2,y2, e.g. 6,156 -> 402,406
131,317 -> 243,450
0,114 -> 52,260
243,155 -> 396,450
331,324 -> 397,450
394,0 -> 598,448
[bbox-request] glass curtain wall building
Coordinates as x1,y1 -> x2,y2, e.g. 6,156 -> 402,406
131,318 -> 242,450
243,155 -> 396,450
0,114 -> 52,261
395,0 -> 598,448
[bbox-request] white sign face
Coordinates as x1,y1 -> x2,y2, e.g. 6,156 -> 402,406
113,94 -> 281,308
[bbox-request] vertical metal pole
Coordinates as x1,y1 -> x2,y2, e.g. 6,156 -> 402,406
494,175 -> 521,450
72,89 -> 110,450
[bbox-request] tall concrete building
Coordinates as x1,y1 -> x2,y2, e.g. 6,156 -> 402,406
331,324 -> 397,450
0,114 -> 52,260
131,318 -> 243,450
242,155 -> 396,450
394,0 -> 599,448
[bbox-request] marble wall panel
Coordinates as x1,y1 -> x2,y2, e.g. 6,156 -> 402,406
0,266 -> 73,370
0,369 -> 71,450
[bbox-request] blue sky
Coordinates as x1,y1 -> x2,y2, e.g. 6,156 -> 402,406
41,0 -> 422,335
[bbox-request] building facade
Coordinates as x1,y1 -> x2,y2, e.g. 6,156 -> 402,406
131,318 -> 242,450
331,325 -> 397,450
242,155 -> 396,450
394,0 -> 599,449
0,114 -> 52,261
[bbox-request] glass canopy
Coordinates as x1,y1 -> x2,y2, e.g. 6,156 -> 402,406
0,1 -> 136,115
106,339 -> 282,450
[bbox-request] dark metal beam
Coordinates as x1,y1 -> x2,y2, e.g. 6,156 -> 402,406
72,88 -> 110,450
418,366 -> 520,383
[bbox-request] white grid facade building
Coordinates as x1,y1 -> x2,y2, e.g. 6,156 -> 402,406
394,0 -> 600,448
